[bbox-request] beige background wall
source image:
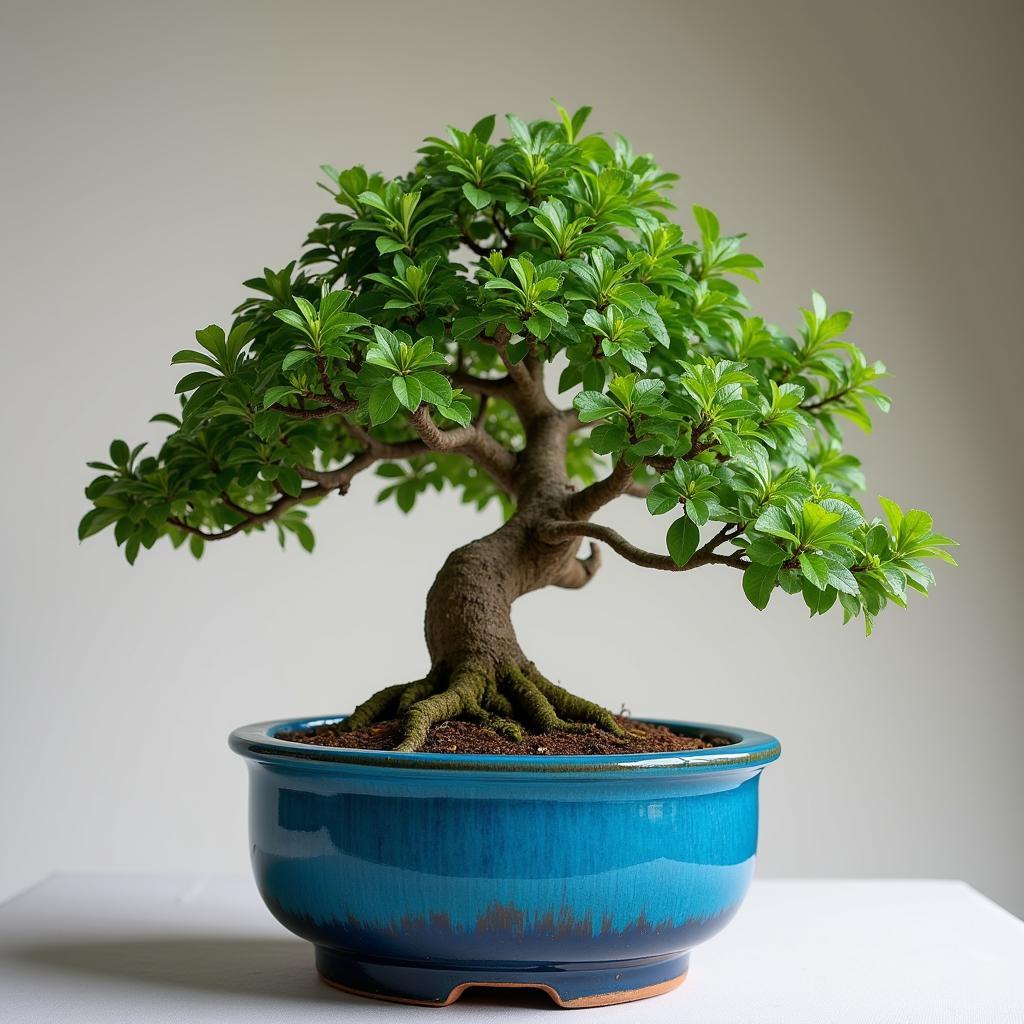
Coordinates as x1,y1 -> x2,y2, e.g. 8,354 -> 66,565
2,1 -> 1022,914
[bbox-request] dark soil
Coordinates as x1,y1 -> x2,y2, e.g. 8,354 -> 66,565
278,716 -> 730,755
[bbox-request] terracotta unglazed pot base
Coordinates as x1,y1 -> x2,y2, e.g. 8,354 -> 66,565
316,947 -> 689,1009
320,971 -> 687,1008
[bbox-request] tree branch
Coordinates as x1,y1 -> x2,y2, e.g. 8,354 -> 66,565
271,400 -> 357,420
552,543 -> 602,589
270,377 -> 358,420
472,395 -> 490,429
565,459 -> 636,520
342,419 -> 432,461
801,386 -> 852,412
461,232 -> 496,258
562,408 -> 584,433
537,520 -> 748,572
410,405 -> 518,493
483,325 -> 556,420
644,455 -> 675,474
637,419 -> 717,475
294,450 -> 378,493
168,483 -> 335,542
491,324 -> 534,392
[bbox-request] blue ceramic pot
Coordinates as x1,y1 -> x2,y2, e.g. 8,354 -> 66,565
230,716 -> 779,1008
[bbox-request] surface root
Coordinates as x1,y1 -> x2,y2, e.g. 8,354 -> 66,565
343,659 -> 623,752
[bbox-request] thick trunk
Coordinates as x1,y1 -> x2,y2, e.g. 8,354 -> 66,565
341,411 -> 621,750
424,513 -> 574,670
424,410 -> 585,669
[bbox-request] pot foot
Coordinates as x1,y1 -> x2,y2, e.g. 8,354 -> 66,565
315,946 -> 689,1008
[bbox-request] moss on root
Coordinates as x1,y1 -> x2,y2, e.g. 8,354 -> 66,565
338,659 -> 624,752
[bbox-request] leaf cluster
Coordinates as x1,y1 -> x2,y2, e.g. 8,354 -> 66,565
81,104 -> 955,633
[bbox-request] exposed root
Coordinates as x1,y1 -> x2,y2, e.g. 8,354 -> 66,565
502,665 -> 592,734
337,681 -> 416,733
482,678 -> 515,718
462,699 -> 524,743
524,663 -> 625,736
342,659 -> 623,752
396,672 -> 440,714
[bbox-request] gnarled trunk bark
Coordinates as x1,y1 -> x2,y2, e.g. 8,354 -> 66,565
425,410 -> 602,668
340,410 -> 621,750
424,514 -> 569,669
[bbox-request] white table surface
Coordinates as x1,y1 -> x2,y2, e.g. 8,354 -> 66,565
1,875 -> 1021,1022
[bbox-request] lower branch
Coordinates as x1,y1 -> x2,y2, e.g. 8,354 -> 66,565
168,446 -> 381,542
551,543 -> 602,589
169,483 -> 333,541
295,450 -> 377,493
537,520 -> 749,571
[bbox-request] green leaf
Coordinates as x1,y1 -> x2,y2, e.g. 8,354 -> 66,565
78,507 -> 119,540
392,375 -> 423,410
462,183 -> 494,210
170,348 -> 219,369
252,410 -> 279,440
293,296 -> 317,327
262,385 -> 298,409
124,535 -> 140,565
803,581 -> 838,616
413,371 -> 453,407
174,370 -> 218,394
293,522 -> 315,553
470,113 -> 496,142
755,505 -> 799,543
685,496 -> 710,527
525,315 -> 551,339
506,112 -> 532,144
369,381 -> 400,425
195,324 -> 226,359
799,552 -> 830,590
589,422 -> 627,453
745,538 -> 787,566
800,502 -> 843,546
693,205 -> 720,244
819,551 -> 860,595
574,391 -> 620,423
109,439 -> 130,467
864,523 -> 889,557
282,349 -> 315,371
277,466 -> 303,497
273,309 -> 309,333
437,401 -> 472,427
878,496 -> 903,534
900,509 -> 933,544
666,516 -> 700,567
646,483 -> 681,516
536,301 -> 568,325
743,562 -> 778,610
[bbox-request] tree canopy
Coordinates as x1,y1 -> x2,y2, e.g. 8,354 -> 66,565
81,104 -> 956,636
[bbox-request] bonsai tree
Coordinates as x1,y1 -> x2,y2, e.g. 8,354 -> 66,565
80,106 -> 956,752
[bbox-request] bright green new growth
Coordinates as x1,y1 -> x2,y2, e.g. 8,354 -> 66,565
82,105 -> 956,744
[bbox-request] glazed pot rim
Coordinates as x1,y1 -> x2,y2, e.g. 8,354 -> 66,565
229,715 -> 780,776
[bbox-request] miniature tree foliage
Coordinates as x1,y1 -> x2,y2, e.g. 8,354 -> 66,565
81,107 -> 957,751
